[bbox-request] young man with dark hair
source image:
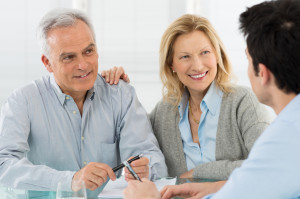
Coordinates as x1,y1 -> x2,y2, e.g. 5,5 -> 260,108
123,0 -> 300,198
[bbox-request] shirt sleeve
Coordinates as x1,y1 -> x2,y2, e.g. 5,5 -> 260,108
208,121 -> 300,199
0,89 -> 75,191
116,83 -> 168,180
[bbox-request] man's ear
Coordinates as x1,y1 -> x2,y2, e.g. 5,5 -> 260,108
258,63 -> 271,86
41,55 -> 53,73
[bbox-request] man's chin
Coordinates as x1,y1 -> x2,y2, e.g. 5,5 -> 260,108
72,84 -> 94,93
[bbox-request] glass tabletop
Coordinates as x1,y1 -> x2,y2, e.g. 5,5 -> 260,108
176,177 -> 219,184
0,178 -> 220,199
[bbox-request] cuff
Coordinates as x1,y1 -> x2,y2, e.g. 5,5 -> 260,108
51,170 -> 76,191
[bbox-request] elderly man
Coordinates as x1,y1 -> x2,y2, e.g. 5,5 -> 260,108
0,8 -> 167,198
123,0 -> 300,198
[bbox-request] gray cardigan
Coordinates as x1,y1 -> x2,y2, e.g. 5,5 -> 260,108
149,86 -> 271,180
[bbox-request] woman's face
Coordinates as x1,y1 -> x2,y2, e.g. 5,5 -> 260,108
171,30 -> 218,95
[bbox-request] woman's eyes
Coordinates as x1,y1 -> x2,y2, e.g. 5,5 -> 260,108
201,50 -> 210,55
179,50 -> 210,60
180,55 -> 189,59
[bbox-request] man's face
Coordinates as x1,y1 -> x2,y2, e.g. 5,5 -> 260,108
44,20 -> 98,97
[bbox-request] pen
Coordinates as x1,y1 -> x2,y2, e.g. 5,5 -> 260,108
112,153 -> 143,172
123,161 -> 142,182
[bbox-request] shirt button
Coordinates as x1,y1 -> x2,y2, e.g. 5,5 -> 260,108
81,136 -> 84,141
83,161 -> 87,165
73,110 -> 76,114
66,96 -> 70,100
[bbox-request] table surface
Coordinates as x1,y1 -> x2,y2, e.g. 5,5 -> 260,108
0,178 -> 219,199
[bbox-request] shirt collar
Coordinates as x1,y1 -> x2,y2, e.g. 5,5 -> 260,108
178,81 -> 223,118
49,73 -> 96,106
276,93 -> 300,121
202,81 -> 223,116
178,88 -> 189,119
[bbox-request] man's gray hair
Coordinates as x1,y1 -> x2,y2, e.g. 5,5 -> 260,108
36,8 -> 96,57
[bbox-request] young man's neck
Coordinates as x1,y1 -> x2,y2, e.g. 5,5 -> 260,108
268,89 -> 297,115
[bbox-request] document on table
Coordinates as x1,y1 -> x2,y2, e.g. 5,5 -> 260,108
98,176 -> 176,198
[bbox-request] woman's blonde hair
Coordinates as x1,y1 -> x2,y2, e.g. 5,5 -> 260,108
160,14 -> 234,106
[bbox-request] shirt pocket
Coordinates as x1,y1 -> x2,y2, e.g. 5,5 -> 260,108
99,142 -> 119,168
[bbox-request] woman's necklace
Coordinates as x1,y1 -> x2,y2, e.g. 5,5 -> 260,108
188,98 -> 200,124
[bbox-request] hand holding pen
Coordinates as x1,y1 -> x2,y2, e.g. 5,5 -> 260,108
112,154 -> 149,181
124,155 -> 149,181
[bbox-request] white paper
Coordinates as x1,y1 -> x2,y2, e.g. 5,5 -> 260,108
98,176 -> 176,198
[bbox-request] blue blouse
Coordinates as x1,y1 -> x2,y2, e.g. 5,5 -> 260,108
178,82 -> 223,170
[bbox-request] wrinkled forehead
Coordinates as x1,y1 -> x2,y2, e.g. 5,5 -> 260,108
47,20 -> 95,54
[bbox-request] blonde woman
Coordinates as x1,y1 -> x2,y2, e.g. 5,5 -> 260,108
102,14 -> 270,182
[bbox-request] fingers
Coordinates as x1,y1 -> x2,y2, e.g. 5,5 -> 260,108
124,178 -> 160,199
88,169 -> 107,187
101,66 -> 128,85
124,165 -> 149,180
114,66 -> 124,84
109,67 -> 117,84
160,185 -> 176,199
101,70 -> 111,83
130,157 -> 149,167
94,163 -> 116,181
160,184 -> 191,199
72,162 -> 116,191
124,165 -> 148,174
123,180 -> 141,199
122,74 -> 130,83
84,180 -> 99,191
124,157 -> 149,181
160,185 -> 168,196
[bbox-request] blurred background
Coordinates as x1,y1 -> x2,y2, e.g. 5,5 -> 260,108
0,0 -> 274,115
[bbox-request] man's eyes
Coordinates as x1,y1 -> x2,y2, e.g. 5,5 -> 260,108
61,49 -> 94,62
63,55 -> 74,61
85,48 -> 94,54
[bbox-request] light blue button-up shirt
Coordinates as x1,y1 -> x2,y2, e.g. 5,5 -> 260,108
178,82 -> 223,170
204,94 -> 300,199
0,74 -> 167,198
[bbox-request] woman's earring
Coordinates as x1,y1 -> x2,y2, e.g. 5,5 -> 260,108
172,70 -> 176,73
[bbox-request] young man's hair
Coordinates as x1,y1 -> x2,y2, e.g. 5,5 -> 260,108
240,0 -> 300,94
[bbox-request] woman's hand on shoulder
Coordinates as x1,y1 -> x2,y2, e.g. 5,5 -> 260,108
101,66 -> 130,85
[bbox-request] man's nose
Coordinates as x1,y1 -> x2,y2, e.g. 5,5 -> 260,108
77,56 -> 88,70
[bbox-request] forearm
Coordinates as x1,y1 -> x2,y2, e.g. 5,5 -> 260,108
0,157 -> 75,191
148,156 -> 168,180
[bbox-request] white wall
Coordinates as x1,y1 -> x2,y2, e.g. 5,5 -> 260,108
0,0 -> 274,116
0,0 -> 73,106
89,0 -> 186,112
